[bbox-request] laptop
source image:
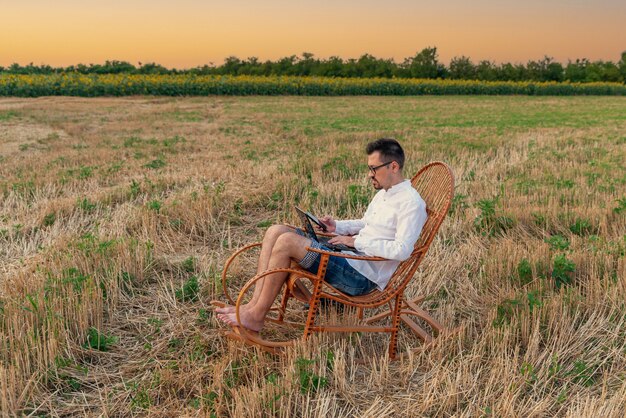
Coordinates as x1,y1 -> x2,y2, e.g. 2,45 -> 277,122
295,206 -> 356,252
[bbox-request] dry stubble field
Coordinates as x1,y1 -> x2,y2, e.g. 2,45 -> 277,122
0,96 -> 625,416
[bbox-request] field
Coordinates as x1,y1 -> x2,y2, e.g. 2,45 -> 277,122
1,96 -> 625,416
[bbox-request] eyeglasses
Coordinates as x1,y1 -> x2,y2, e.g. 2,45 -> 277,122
368,161 -> 393,175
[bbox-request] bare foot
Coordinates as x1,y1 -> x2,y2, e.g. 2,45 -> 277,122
215,304 -> 236,314
217,306 -> 264,332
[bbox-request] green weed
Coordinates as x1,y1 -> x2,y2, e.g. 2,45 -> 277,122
614,197 -> 626,214
257,219 -> 273,228
123,136 -> 143,147
520,362 -> 537,384
474,197 -> 515,236
74,233 -> 117,257
552,254 -> 575,288
77,198 -> 97,212
60,267 -> 90,293
554,178 -> 575,189
493,289 -> 544,327
515,178 -> 539,193
0,110 -> 18,121
197,308 -> 209,324
181,256 -> 196,273
162,135 -> 186,148
176,276 -> 199,302
569,218 -> 593,236
295,357 -> 328,394
168,338 -> 183,350
147,317 -> 163,333
531,212 -> 546,226
568,359 -> 595,387
106,161 -> 123,174
130,383 -> 151,410
11,180 -> 36,199
449,193 -> 469,215
42,212 -> 56,227
169,218 -> 183,228
517,259 -> 533,285
346,184 -> 370,210
545,235 -> 570,251
493,298 -> 520,327
144,157 -> 166,169
224,361 -> 241,388
83,327 -> 118,351
78,166 -> 94,179
147,200 -> 162,213
526,290 -> 543,312
321,154 -> 352,179
548,355 -> 562,377
129,180 -> 141,198
119,271 -> 136,295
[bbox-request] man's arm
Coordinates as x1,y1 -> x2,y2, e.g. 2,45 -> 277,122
353,200 -> 427,261
334,219 -> 366,236
318,215 -> 365,236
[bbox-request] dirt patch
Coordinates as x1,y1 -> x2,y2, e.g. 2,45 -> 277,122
0,121 -> 68,155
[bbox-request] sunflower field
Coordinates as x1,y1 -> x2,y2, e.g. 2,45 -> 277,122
1,74 -> 625,96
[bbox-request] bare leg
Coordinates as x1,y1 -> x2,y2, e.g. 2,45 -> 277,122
216,225 -> 298,314
217,232 -> 311,331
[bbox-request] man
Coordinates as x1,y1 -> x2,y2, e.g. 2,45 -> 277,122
216,138 -> 428,333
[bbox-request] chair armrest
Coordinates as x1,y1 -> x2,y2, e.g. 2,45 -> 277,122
305,246 -> 387,261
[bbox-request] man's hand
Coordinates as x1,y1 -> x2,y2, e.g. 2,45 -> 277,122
328,235 -> 355,247
318,215 -> 336,233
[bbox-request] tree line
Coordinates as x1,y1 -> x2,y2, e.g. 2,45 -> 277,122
3,48 -> 625,83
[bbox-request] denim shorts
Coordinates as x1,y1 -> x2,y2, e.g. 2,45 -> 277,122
295,229 -> 377,296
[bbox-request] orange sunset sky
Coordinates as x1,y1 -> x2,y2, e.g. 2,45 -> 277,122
1,0 -> 625,68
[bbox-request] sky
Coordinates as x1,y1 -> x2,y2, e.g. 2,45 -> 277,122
1,0 -> 625,68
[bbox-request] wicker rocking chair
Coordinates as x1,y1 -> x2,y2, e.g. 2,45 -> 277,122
213,161 -> 454,360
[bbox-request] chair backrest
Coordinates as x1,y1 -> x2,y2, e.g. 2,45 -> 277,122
381,161 -> 455,297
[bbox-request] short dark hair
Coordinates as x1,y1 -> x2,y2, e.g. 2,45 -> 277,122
365,138 -> 405,169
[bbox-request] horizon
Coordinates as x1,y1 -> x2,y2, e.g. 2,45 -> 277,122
1,0 -> 625,69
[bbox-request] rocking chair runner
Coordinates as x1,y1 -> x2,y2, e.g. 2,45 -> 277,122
214,161 -> 455,359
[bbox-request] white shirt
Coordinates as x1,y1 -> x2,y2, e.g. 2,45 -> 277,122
334,179 -> 427,291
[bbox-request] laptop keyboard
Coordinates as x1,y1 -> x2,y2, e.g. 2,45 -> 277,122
318,237 -> 355,252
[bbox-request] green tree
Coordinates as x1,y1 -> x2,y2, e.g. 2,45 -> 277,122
138,62 -> 170,74
476,60 -> 497,81
495,62 -> 527,81
565,59 -> 589,82
526,56 -> 562,81
585,61 -> 621,82
219,56 -> 243,75
294,52 -> 319,76
619,51 -> 626,82
316,56 -> 344,77
401,47 -> 445,79
449,56 -> 476,79
271,55 -> 297,75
